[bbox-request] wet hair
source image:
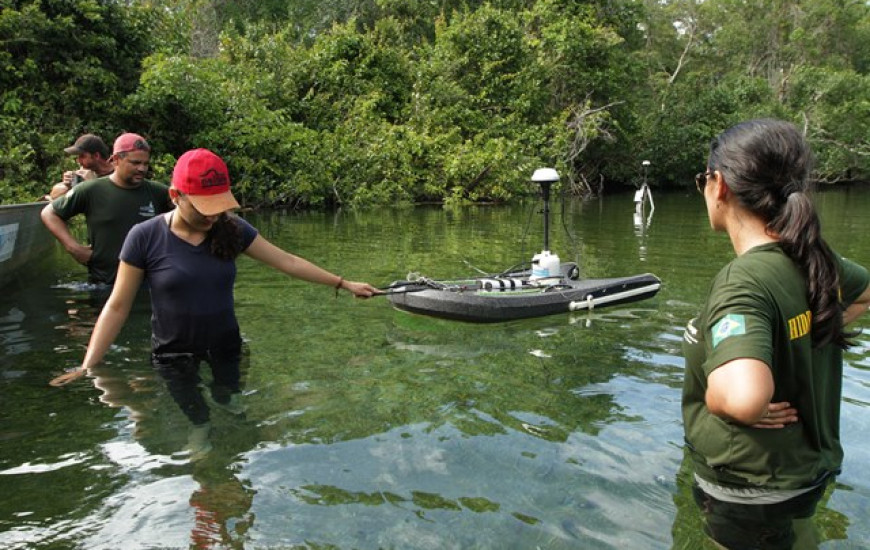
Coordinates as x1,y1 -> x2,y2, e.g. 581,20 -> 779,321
208,213 -> 246,261
708,118 -> 845,348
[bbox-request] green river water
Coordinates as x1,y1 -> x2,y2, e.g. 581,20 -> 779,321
1,187 -> 869,549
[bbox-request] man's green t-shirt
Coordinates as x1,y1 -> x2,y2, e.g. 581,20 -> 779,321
51,176 -> 171,284
682,243 -> 869,490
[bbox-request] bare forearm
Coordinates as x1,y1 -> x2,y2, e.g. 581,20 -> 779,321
282,254 -> 341,286
244,235 -> 381,297
49,264 -> 141,387
844,284 -> 870,325
246,236 -> 340,286
41,205 -> 89,260
82,263 -> 142,370
41,205 -> 73,246
51,299 -> 131,386
81,303 -> 130,370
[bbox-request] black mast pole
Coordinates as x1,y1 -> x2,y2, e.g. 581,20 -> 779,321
540,180 -> 551,251
531,168 -> 559,252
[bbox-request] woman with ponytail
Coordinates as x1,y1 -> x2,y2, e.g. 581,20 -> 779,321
681,119 -> 870,547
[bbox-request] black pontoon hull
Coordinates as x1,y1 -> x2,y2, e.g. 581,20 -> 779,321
388,271 -> 661,323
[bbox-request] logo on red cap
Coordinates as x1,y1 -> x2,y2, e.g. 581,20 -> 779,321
113,133 -> 150,155
200,168 -> 229,190
173,149 -> 231,195
171,149 -> 240,215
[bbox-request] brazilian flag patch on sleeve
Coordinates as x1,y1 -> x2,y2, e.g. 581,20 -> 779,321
711,314 -> 746,348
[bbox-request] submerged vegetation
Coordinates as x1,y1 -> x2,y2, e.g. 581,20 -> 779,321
1,0 -> 868,207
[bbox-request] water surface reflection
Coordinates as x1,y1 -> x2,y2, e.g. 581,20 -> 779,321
2,190 -> 870,548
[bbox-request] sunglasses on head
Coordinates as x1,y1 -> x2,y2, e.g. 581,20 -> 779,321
695,170 -> 713,194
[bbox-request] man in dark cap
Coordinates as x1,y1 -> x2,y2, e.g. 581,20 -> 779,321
41,132 -> 172,284
44,134 -> 115,200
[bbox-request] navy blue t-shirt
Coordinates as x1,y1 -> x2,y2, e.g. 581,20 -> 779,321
120,213 -> 258,354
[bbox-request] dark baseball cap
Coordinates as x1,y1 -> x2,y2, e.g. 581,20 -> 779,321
64,134 -> 110,158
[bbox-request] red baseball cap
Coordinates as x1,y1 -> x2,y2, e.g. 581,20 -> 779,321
113,132 -> 150,155
171,149 -> 240,216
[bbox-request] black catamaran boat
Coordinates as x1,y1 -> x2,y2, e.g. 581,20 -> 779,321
386,168 -> 662,322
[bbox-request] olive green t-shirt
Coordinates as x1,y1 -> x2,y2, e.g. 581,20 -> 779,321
682,243 -> 869,490
51,176 -> 171,284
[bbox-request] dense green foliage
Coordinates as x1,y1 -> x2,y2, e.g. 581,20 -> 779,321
2,0 -> 868,206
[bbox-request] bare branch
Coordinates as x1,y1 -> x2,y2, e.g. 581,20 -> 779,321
563,98 -> 623,197
667,22 -> 696,86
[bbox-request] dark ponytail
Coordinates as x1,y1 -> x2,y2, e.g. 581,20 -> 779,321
709,119 -> 845,348
209,213 -> 245,261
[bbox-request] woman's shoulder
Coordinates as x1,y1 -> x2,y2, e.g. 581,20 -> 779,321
710,247 -> 791,295
229,213 -> 254,226
726,244 -> 794,276
229,213 -> 258,237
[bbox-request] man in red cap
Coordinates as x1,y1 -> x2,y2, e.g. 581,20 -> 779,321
43,134 -> 115,200
41,132 -> 173,285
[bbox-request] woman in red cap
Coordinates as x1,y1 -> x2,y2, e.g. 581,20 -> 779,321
51,149 -> 381,459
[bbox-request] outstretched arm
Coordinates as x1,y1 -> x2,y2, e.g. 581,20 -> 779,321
49,262 -> 144,386
40,203 -> 92,265
243,235 -> 381,298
